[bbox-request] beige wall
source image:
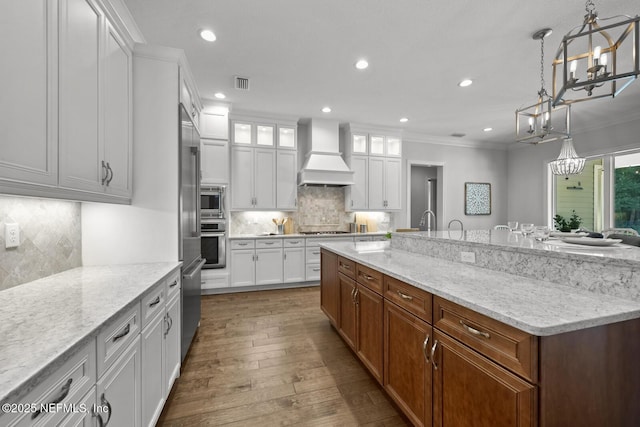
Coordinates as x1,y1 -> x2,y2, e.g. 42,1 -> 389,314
0,196 -> 82,290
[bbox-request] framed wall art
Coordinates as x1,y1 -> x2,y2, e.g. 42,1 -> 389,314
464,182 -> 491,215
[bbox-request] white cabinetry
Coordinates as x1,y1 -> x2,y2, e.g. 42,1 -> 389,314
0,0 -> 133,204
277,150 -> 298,210
200,110 -> 229,185
230,239 -> 284,286
283,239 -> 305,283
343,124 -> 402,212
231,146 -> 276,209
230,248 -> 256,287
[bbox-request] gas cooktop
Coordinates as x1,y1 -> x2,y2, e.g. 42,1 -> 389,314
299,231 -> 350,235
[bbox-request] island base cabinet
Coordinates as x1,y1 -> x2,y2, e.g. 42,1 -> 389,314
384,300 -> 432,427
338,273 -> 357,350
96,336 -> 142,427
355,284 -> 384,384
431,330 -> 536,427
320,249 -> 339,326
58,387 -> 97,427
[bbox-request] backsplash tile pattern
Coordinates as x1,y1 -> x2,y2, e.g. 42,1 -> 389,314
230,186 -> 393,235
0,196 -> 82,291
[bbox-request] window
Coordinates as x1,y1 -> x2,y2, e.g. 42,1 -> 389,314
552,149 -> 640,233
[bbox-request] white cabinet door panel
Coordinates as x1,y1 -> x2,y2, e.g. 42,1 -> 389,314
385,158 -> 402,210
254,148 -> 276,209
283,247 -> 305,283
346,156 -> 368,211
201,139 -> 228,184
164,295 -> 181,395
277,150 -> 297,210
141,313 -> 164,427
255,248 -> 283,285
231,146 -> 254,209
231,249 -> 255,287
368,157 -> 385,210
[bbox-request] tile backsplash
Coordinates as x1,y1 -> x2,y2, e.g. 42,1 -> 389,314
230,186 -> 393,235
0,196 -> 82,291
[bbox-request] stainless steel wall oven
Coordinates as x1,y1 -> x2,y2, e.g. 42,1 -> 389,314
201,216 -> 226,269
201,185 -> 225,218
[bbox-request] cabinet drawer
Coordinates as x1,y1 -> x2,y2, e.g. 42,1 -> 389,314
306,264 -> 321,281
97,303 -> 141,377
256,238 -> 282,248
433,296 -> 538,382
141,282 -> 165,329
306,247 -> 322,263
384,276 -> 432,323
356,264 -> 383,293
337,256 -> 356,279
230,239 -> 255,250
166,270 -> 181,301
1,340 -> 96,427
283,238 -> 304,247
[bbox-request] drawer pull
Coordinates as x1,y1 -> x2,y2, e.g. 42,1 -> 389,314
290,240 -> 300,244
31,378 -> 73,419
340,263 -> 351,270
113,323 -> 131,342
312,251 -> 320,255
460,320 -> 491,339
312,268 -> 321,272
397,290 -> 413,301
431,340 -> 439,370
149,296 -> 161,307
170,280 -> 178,288
238,242 -> 249,246
361,273 -> 374,281
264,242 -> 275,245
101,393 -> 112,426
422,335 -> 430,364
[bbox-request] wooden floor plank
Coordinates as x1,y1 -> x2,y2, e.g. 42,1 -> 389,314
157,286 -> 409,426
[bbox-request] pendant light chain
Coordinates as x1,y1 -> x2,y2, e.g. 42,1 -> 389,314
585,0 -> 596,14
539,36 -> 547,97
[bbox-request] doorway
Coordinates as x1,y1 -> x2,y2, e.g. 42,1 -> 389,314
409,164 -> 443,230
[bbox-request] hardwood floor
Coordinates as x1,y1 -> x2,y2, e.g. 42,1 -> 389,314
158,286 -> 410,426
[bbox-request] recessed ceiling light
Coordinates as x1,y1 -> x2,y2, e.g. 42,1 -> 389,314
400,117 -> 409,123
200,29 -> 217,42
483,127 -> 493,132
355,59 -> 369,70
458,79 -> 473,87
322,107 -> 332,113
214,92 -> 226,99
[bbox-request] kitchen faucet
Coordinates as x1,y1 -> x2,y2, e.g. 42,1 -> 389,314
419,210 -> 437,231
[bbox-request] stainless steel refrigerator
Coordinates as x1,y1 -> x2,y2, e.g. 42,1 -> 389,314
179,104 -> 204,361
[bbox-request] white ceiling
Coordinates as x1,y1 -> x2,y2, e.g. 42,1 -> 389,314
122,0 -> 640,146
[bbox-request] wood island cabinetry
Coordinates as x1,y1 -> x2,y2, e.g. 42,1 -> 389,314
320,248 -> 640,427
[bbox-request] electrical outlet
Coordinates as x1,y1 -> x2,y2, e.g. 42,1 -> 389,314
5,223 -> 20,248
460,251 -> 475,263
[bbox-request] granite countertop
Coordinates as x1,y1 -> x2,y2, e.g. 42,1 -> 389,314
321,241 -> 640,337
229,231 -> 388,239
401,230 -> 640,267
0,262 -> 181,405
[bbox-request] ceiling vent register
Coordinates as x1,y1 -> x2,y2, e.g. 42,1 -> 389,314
234,76 -> 250,91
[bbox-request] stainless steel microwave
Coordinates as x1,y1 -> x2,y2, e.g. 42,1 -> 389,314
201,185 -> 225,218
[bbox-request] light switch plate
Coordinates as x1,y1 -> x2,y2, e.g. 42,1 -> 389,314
5,223 -> 20,248
460,251 -> 476,263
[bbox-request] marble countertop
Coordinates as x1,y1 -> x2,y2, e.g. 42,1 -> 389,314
0,262 -> 181,405
400,230 -> 640,267
321,241 -> 640,336
229,231 -> 387,239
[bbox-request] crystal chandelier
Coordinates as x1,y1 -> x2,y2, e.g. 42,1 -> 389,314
552,0 -> 640,106
550,137 -> 586,178
516,29 -> 570,144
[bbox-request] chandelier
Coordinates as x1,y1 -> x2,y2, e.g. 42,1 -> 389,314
549,137 -> 586,178
516,28 -> 570,144
552,0 -> 640,106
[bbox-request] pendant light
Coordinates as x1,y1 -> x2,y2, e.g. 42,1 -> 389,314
516,29 -> 571,144
552,0 -> 640,106
549,137 -> 586,178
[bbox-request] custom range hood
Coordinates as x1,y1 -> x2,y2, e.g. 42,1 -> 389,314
298,119 -> 354,186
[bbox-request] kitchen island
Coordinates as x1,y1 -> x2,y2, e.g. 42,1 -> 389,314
319,233 -> 640,427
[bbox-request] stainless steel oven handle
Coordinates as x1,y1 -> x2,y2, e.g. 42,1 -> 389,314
202,232 -> 226,237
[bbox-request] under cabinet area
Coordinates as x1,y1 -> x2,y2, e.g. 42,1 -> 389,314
320,248 -> 640,427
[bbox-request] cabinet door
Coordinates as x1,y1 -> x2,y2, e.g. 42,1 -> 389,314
102,21 -> 132,198
338,274 -> 357,350
141,312 -> 164,427
368,157 -> 385,210
200,111 -> 228,140
277,150 -> 297,209
58,0 -> 103,193
283,247 -> 305,283
201,139 -> 228,184
384,158 -> 402,210
164,295 -> 181,395
255,248 -> 283,285
346,156 -> 368,211
369,135 -> 385,156
320,250 -> 339,326
356,285 -> 384,384
97,337 -> 141,427
0,0 -> 57,186
277,126 -> 296,149
230,146 -> 254,209
232,122 -> 252,145
230,249 -> 255,286
384,300 -> 432,427
256,124 -> 275,147
254,148 -> 276,209
432,330 -> 535,427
